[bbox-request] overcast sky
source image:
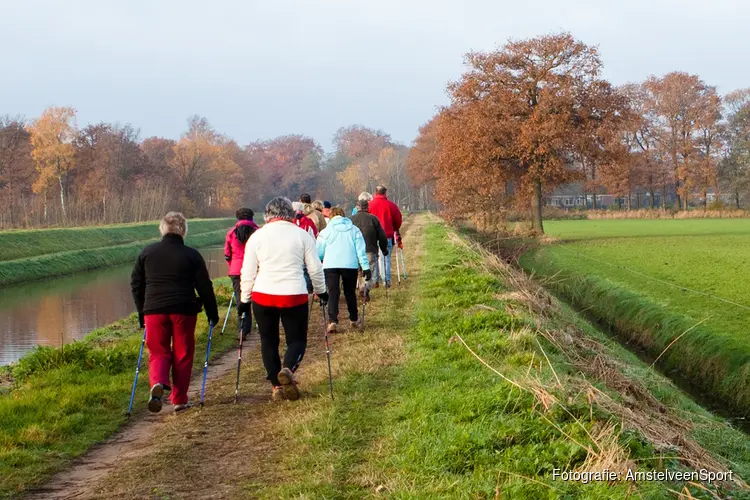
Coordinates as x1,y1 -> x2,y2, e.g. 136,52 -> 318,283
1,0 -> 748,150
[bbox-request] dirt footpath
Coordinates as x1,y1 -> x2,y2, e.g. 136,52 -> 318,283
25,214 -> 426,500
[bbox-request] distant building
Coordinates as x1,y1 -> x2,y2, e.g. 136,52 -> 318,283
546,183 -> 675,210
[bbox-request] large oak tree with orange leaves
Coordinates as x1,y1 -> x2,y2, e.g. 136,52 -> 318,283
433,33 -> 629,233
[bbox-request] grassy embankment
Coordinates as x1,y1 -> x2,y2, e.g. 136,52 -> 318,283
0,218 -> 234,286
520,219 -> 750,417
0,279 -> 237,499
245,219 -> 750,498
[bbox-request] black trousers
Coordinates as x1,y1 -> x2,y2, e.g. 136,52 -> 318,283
324,268 -> 359,323
253,302 -> 308,386
230,275 -> 252,334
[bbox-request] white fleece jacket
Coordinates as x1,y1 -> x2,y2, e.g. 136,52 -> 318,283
240,220 -> 326,303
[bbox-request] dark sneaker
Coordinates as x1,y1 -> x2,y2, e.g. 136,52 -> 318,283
373,282 -> 380,289
350,319 -> 361,329
277,368 -> 300,401
272,386 -> 285,402
174,402 -> 194,412
148,383 -> 164,413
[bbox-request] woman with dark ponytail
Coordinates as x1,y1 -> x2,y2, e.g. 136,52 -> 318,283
225,208 -> 259,338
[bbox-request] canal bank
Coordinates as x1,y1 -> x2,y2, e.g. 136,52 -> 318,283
0,247 -> 228,365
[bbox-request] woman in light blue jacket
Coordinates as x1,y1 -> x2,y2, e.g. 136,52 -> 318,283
317,207 -> 370,332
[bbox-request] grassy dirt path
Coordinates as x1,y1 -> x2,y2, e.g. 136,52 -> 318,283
24,214 -> 425,500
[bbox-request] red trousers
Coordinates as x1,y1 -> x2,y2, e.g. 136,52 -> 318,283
145,314 -> 197,405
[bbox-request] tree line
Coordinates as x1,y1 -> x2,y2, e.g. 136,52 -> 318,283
0,111 -> 423,229
406,32 -> 750,233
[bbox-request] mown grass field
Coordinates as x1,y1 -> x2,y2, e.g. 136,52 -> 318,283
520,219 -> 750,415
0,279 -> 236,499
0,218 -> 234,286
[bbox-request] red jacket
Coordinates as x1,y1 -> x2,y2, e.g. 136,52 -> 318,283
224,220 -> 259,276
368,194 -> 402,239
295,212 -> 318,239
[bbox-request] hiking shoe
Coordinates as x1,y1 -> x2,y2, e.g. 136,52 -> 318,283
272,386 -> 285,402
277,368 -> 300,401
327,322 -> 338,333
148,384 -> 164,413
174,402 -> 194,412
350,319 -> 361,329
373,282 -> 380,289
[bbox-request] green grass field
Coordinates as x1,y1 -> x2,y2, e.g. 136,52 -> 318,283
520,219 -> 750,415
0,279 -> 236,499
0,218 -> 234,286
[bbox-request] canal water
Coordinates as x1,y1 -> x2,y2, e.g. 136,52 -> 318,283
0,247 -> 227,365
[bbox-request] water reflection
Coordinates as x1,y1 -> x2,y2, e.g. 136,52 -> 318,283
0,247 -> 227,365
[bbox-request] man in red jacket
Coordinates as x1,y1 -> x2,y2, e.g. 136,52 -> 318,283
368,185 -> 402,287
225,208 -> 259,338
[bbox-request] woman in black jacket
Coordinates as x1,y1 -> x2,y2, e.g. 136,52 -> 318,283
130,212 -> 219,413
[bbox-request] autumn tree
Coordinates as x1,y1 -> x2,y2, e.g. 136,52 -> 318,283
442,33 -> 624,233
407,115 -> 441,210
246,135 -> 322,203
617,84 -> 667,208
73,123 -> 145,220
644,72 -> 721,209
28,107 -> 77,221
0,116 -> 35,226
169,116 -> 231,215
720,89 -> 750,207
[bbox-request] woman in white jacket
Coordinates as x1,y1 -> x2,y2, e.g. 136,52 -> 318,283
239,197 -> 328,401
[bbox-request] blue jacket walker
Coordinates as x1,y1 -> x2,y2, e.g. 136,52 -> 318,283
317,216 -> 369,270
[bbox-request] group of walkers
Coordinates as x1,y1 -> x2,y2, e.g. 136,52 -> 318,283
130,186 -> 403,411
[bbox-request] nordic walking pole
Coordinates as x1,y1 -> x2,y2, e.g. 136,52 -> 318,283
199,322 -> 215,408
395,246 -> 401,286
321,304 -> 334,400
221,292 -> 235,334
234,313 -> 246,403
400,246 -> 407,280
379,251 -> 388,299
126,327 -> 147,418
361,296 -> 366,330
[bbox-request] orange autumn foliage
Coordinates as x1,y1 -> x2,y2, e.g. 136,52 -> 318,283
427,32 -> 627,233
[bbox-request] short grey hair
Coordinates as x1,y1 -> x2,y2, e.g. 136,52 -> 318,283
264,196 -> 295,222
358,191 -> 373,202
356,199 -> 369,210
159,211 -> 188,237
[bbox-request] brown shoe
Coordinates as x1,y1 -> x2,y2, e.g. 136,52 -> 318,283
350,319 -> 361,330
272,386 -> 285,401
277,368 -> 300,401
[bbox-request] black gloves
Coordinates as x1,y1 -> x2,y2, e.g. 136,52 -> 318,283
382,249 -> 389,257
363,269 -> 372,281
138,313 -> 145,329
238,301 -> 251,316
317,292 -> 329,305
208,314 -> 220,327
